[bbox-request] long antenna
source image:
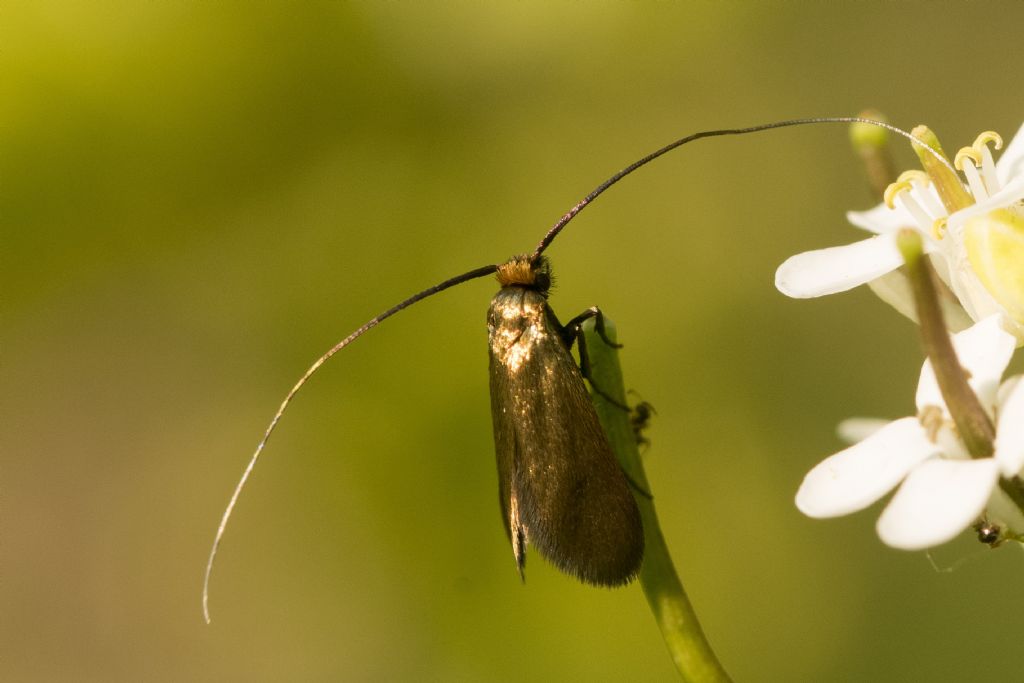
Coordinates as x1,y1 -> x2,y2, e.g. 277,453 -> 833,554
202,263 -> 497,623
530,116 -> 956,261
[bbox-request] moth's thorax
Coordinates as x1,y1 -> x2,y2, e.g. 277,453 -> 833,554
495,255 -> 552,294
487,288 -> 550,374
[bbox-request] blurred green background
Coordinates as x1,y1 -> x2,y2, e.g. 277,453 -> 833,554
5,2 -> 1024,680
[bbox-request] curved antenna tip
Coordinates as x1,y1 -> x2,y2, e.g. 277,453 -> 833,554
529,116 -> 950,259
200,263 -> 498,620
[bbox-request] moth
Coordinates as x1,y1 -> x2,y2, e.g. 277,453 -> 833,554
488,254 -> 643,585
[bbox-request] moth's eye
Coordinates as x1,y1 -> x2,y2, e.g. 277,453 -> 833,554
534,273 -> 551,292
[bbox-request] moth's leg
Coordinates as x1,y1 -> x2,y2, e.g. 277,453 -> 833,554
556,307 -> 630,412
560,306 -> 622,349
558,307 -> 654,500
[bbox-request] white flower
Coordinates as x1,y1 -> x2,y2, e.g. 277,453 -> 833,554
795,316 -> 1024,549
776,123 -> 1024,343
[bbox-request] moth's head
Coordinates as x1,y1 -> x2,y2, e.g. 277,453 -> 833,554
496,255 -> 552,295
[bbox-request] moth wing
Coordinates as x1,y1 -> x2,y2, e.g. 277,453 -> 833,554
488,288 -> 643,585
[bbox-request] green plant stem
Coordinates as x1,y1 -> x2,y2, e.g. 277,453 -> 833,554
582,318 -> 732,683
897,230 -> 996,456
897,229 -> 1024,511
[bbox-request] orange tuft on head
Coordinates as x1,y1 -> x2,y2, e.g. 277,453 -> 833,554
496,255 -> 538,287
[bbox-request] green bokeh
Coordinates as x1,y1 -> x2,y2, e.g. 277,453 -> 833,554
4,2 -> 1024,681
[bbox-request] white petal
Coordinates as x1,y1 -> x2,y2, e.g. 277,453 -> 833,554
995,376 -> 1024,477
948,175 -> 1024,230
796,417 -> 938,518
866,270 -> 918,323
847,184 -> 945,234
836,417 -> 890,444
996,122 -> 1024,187
927,252 -> 956,292
949,316 -> 1015,404
847,203 -> 909,235
775,234 -> 902,298
915,315 -> 1016,413
876,458 -> 998,549
997,375 -> 1022,408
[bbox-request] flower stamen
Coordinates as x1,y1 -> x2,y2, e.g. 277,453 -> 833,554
973,131 -> 1004,150
918,182 -> 947,219
883,180 -> 911,209
885,171 -> 937,234
918,404 -> 945,442
955,147 -> 989,201
973,131 -> 1004,196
